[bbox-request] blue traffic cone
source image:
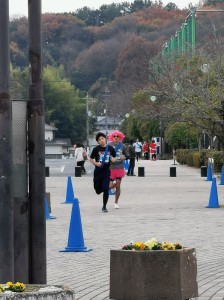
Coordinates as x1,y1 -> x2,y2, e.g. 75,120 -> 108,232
45,197 -> 56,220
60,198 -> 92,252
219,165 -> 224,185
206,163 -> 212,181
63,176 -> 75,204
207,177 -> 220,208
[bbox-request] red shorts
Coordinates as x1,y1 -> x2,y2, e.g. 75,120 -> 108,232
110,169 -> 126,180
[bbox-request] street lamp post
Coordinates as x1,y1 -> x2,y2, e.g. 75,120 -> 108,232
84,93 -> 96,153
104,88 -> 110,135
82,93 -> 94,153
86,93 -> 90,151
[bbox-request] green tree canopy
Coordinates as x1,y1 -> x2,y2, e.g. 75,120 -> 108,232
43,65 -> 86,143
165,122 -> 198,149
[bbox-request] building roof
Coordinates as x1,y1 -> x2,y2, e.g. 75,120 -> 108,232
45,138 -> 72,146
45,124 -> 58,131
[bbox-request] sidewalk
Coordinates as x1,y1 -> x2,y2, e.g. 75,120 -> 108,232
46,159 -> 224,300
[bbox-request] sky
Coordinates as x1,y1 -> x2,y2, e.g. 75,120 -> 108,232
9,0 -> 201,17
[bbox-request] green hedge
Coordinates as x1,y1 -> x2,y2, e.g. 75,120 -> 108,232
175,149 -> 224,173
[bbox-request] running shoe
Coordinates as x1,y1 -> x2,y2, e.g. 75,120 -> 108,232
114,203 -> 119,209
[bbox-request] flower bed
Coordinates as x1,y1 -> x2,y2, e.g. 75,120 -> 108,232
110,238 -> 198,300
0,282 -> 26,293
0,284 -> 74,299
122,238 -> 183,251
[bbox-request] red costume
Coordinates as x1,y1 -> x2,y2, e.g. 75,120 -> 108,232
142,142 -> 149,160
150,141 -> 157,161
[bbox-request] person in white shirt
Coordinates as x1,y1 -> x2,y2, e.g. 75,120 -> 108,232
74,143 -> 86,174
133,139 -> 142,161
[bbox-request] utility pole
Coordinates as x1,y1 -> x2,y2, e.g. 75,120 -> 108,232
28,0 -> 46,283
105,96 -> 108,135
86,93 -> 90,151
0,0 -> 14,282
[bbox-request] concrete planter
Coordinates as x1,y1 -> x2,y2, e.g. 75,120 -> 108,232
110,248 -> 198,300
0,285 -> 74,300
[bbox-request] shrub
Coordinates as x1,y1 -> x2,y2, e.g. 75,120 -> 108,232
176,148 -> 224,173
192,152 -> 201,168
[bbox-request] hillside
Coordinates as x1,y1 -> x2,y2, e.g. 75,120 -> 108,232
9,0 -> 224,119
9,4 -> 188,115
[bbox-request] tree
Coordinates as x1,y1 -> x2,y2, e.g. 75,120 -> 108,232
145,32 -> 224,148
74,2 -> 132,26
10,64 -> 29,100
204,0 -> 224,6
165,2 -> 178,11
43,65 -> 86,143
130,0 -> 152,12
165,122 -> 198,148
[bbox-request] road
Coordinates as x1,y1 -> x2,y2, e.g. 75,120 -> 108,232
45,159 -> 94,177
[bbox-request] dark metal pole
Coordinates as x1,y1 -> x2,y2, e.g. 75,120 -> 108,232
160,120 -> 163,159
86,93 -> 90,150
0,0 -> 14,281
28,0 -> 46,283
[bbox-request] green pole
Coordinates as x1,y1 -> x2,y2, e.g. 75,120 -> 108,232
171,36 -> 175,51
174,34 -> 178,51
177,30 -> 181,52
181,23 -> 187,52
191,11 -> 196,51
187,18 -> 191,50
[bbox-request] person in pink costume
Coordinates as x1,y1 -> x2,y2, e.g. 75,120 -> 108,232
107,130 -> 128,209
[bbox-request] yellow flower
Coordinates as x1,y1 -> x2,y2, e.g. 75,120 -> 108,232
4,282 -> 26,292
134,241 -> 142,247
15,282 -> 26,289
162,242 -> 175,251
6,282 -> 13,288
144,238 -> 158,250
0,284 -> 4,293
15,282 -> 21,287
133,241 -> 145,250
122,238 -> 185,252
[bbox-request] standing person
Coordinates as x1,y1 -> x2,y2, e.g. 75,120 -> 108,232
89,132 -> 116,213
133,139 -> 142,162
150,139 -> 157,161
74,143 -> 86,174
142,141 -> 149,160
108,130 -> 128,209
126,140 -> 136,176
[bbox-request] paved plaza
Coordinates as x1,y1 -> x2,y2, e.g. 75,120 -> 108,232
46,159 -> 224,300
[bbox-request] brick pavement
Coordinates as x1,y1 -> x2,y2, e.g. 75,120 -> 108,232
46,159 -> 224,300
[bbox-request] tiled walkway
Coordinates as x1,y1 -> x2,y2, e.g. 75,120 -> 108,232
46,159 -> 224,299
